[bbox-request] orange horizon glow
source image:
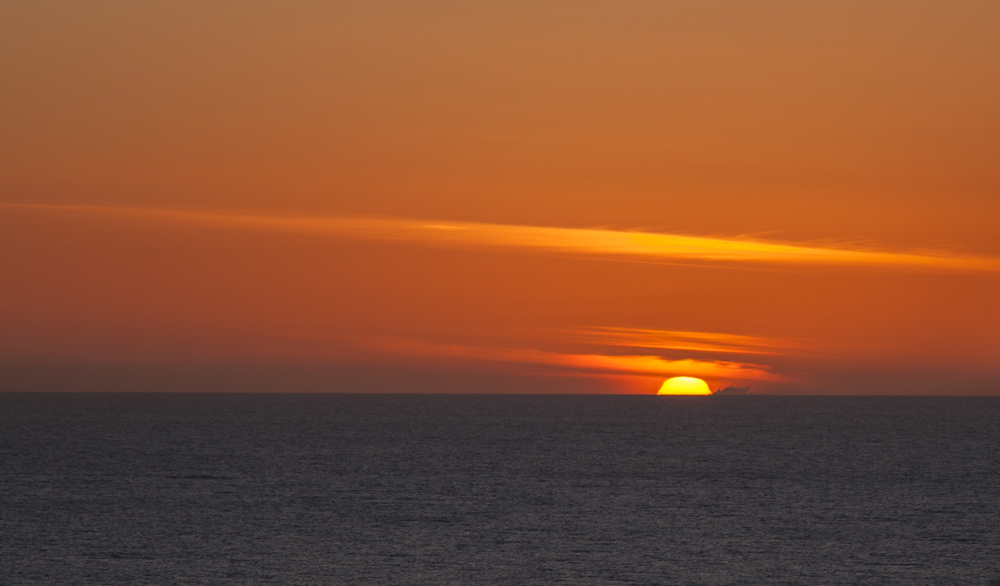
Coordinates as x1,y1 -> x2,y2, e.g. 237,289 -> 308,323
1,1 -> 998,395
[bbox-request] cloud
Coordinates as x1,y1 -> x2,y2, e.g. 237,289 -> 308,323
4,203 -> 998,271
370,337 -> 783,381
573,327 -> 809,356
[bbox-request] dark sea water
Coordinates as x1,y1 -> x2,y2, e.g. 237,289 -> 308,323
2,394 -> 999,585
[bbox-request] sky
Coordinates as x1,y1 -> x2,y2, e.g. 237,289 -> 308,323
2,0 -> 998,394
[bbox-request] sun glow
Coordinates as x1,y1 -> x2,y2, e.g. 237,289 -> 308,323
657,376 -> 712,395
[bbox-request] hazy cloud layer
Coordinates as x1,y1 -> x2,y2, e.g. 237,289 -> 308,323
370,337 -> 782,382
5,203 -> 999,272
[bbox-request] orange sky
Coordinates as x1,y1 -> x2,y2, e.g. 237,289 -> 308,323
2,0 -> 998,394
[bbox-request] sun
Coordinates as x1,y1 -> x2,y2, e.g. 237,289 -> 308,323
657,376 -> 712,395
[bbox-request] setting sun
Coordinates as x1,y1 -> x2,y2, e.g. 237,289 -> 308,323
657,377 -> 712,395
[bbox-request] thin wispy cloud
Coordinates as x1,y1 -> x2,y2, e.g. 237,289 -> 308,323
371,337 -> 783,381
574,327 -> 809,356
5,203 -> 998,271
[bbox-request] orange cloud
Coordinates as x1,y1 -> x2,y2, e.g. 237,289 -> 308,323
4,203 -> 998,271
573,327 -> 808,356
370,337 -> 782,381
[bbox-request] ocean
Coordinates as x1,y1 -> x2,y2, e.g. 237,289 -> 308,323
2,394 -> 998,585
